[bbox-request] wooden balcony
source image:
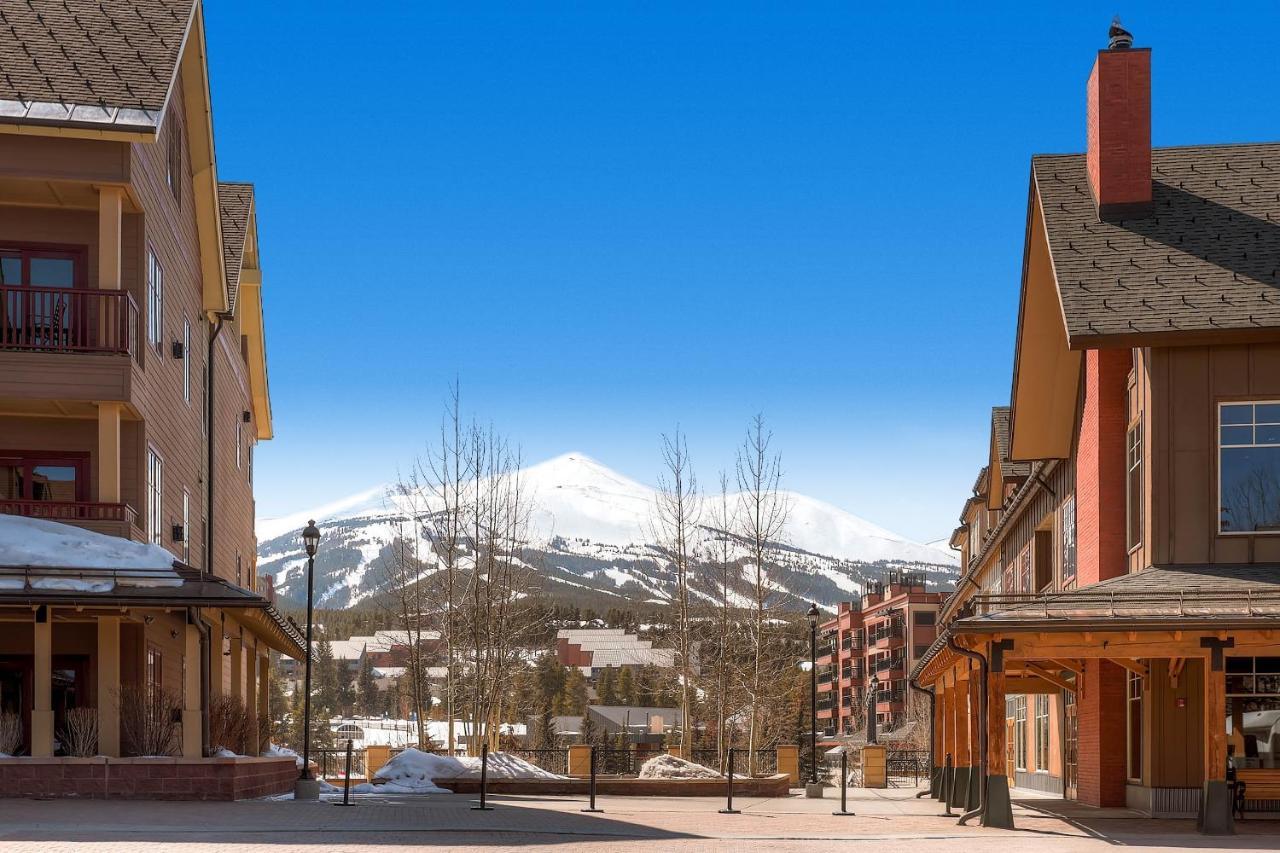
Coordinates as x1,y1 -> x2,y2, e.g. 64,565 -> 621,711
0,500 -> 143,542
1,285 -> 137,356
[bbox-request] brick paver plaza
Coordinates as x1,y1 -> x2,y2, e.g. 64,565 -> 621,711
0,785 -> 1277,852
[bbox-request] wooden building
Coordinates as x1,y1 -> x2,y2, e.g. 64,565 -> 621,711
913,23 -> 1280,834
0,1 -> 303,797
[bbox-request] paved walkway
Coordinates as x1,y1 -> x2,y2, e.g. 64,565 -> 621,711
0,784 -> 1277,851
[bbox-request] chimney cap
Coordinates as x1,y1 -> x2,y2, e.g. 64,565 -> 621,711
1108,16 -> 1134,50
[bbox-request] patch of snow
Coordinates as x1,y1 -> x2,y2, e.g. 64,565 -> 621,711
213,747 -> 239,758
637,753 -> 721,779
353,748 -> 453,794
263,743 -> 303,769
0,515 -> 180,589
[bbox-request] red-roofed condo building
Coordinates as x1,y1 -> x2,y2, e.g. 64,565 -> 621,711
914,22 -> 1280,834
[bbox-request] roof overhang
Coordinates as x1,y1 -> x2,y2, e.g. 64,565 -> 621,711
1009,173 -> 1081,462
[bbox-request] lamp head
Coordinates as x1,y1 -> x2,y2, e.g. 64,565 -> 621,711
302,520 -> 321,557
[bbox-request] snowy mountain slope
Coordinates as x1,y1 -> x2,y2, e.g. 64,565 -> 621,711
257,452 -> 957,610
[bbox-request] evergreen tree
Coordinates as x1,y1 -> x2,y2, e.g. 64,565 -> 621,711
596,667 -> 618,705
557,667 -> 589,715
578,709 -> 602,746
617,666 -> 635,706
534,706 -> 559,750
286,685 -> 306,749
355,655 -> 378,716
313,639 -> 338,719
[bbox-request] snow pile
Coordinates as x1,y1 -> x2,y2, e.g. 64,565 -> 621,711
212,747 -> 239,758
452,752 -> 565,780
352,748 -> 456,794
263,742 -> 303,769
0,515 -> 180,590
637,753 -> 721,780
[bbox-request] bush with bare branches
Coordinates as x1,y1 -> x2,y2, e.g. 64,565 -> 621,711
118,686 -> 180,757
60,707 -> 99,757
0,712 -> 21,756
209,695 -> 252,755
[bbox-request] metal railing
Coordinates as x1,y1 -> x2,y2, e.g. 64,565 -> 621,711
316,746 -> 368,779
1,284 -> 137,356
965,588 -> 1280,618
886,749 -> 929,783
506,748 -> 568,775
0,500 -> 136,524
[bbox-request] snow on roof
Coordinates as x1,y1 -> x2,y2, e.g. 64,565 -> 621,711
0,515 -> 180,591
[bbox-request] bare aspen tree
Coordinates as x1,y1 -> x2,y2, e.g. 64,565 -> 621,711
705,469 -> 737,770
651,428 -> 700,758
735,413 -> 790,774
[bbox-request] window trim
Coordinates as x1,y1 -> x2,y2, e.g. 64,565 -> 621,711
1126,671 -> 1143,783
182,318 -> 191,404
1217,400 -> 1280,536
146,248 -> 164,350
1013,695 -> 1028,771
1034,694 -> 1050,772
146,445 -> 164,547
0,450 -> 90,502
1060,495 -> 1077,589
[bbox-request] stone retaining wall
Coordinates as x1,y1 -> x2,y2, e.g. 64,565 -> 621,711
0,756 -> 296,800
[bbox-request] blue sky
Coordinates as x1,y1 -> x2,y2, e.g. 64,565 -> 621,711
205,3 -> 1280,542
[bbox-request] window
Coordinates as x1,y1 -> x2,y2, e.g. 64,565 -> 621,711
1013,695 -> 1028,770
1219,402 -> 1280,533
1127,672 -> 1143,781
181,489 -> 190,563
166,120 -> 181,204
236,419 -> 242,469
1033,529 -> 1053,591
1127,419 -> 1143,549
147,250 -> 163,348
147,447 -> 163,546
1061,496 -> 1077,587
236,552 -> 243,587
1035,694 -> 1050,772
0,453 -> 87,503
248,443 -> 254,485
182,318 -> 191,404
147,645 -> 163,697
913,611 -> 936,627
1017,546 -> 1031,593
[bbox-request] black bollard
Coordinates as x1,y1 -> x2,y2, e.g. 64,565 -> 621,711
832,749 -> 854,816
942,752 -> 954,817
718,748 -> 741,814
581,744 -> 604,813
334,739 -> 356,806
471,743 -> 494,811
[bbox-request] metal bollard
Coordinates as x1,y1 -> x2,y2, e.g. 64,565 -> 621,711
718,747 -> 740,814
942,753 -> 954,816
333,739 -> 356,806
832,750 -> 854,816
581,744 -> 604,813
471,743 -> 494,811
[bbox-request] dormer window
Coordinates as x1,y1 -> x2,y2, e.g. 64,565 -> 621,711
1219,402 -> 1280,533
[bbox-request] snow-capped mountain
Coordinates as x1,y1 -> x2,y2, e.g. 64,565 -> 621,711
256,453 -> 958,611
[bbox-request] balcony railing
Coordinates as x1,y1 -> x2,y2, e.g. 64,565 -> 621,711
1,500 -> 136,524
1,285 -> 137,356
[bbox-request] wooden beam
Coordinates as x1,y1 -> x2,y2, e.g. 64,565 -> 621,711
1048,658 -> 1083,674
1111,658 -> 1149,678
1205,658 -> 1227,782
1024,663 -> 1077,693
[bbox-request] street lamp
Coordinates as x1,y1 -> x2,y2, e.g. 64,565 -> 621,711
806,602 -> 821,793
295,520 -> 321,800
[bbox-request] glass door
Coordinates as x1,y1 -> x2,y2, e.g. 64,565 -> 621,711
1063,688 -> 1078,800
0,246 -> 83,349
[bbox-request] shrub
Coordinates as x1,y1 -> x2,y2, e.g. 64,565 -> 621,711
118,685 -> 180,756
0,712 -> 22,756
60,707 -> 99,757
209,695 -> 252,755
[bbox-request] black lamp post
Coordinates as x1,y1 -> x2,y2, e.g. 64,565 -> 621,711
806,602 -> 820,785
298,520 -> 321,786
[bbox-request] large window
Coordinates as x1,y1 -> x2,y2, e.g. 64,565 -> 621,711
0,453 -> 86,503
1226,656 -> 1280,769
1035,694 -> 1050,772
181,489 -> 190,564
1127,419 -> 1143,549
1061,496 -> 1077,587
1220,403 -> 1280,533
146,447 -> 163,546
1127,672 -> 1143,781
146,250 -> 163,349
1013,695 -> 1028,771
182,318 -> 191,404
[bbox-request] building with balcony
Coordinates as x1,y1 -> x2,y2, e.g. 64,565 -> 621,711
816,570 -> 943,742
914,23 -> 1280,834
0,1 -> 303,798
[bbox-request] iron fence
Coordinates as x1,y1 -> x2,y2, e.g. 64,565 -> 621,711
886,748 -> 929,784
595,747 -> 636,775
507,748 -> 568,776
314,745 -> 367,780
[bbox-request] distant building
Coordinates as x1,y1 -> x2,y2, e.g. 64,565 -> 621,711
534,705 -> 684,745
555,628 -> 675,676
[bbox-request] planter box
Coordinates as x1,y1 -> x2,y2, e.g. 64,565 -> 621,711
434,773 -> 791,797
0,755 -> 296,800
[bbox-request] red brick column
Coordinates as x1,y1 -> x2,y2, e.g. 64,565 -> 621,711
1075,660 -> 1128,807
1075,348 -> 1131,587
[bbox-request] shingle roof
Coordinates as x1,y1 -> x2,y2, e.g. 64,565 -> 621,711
217,182 -> 253,309
0,1 -> 194,129
991,406 -> 1031,479
1035,143 -> 1280,345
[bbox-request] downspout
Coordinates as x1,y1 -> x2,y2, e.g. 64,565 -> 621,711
200,316 -> 229,757
907,675 -> 936,798
948,636 -> 987,826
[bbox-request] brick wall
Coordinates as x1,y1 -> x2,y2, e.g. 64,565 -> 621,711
1075,660 -> 1128,807
1075,348 -> 1131,586
1086,48 -> 1151,215
0,756 -> 295,800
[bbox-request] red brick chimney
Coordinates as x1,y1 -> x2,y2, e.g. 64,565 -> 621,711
1085,21 -> 1152,220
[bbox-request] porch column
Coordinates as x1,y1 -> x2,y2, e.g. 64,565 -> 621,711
258,651 -> 271,753
966,663 -> 983,810
939,676 -> 954,803
96,616 -> 121,756
245,643 -> 259,755
96,403 -> 122,504
983,655 -> 1014,828
229,632 -> 244,704
32,607 -> 53,757
96,186 -> 123,291
182,622 -> 202,758
949,667 -> 971,809
932,682 -> 945,799
209,623 -> 225,696
1199,639 -> 1234,835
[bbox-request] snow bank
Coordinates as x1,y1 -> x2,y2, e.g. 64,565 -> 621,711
350,747 -> 566,795
212,747 -> 239,758
0,515 -> 180,589
637,753 -> 722,780
452,752 -> 565,780
263,742 -> 303,769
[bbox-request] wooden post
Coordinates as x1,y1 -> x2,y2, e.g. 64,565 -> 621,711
776,744 -> 799,786
32,608 -> 54,757
182,622 -> 203,758
983,667 -> 1014,828
96,616 -> 121,756
258,651 -> 271,753
96,403 -> 122,504
245,644 -> 260,755
568,743 -> 592,777
939,675 -> 954,803
949,667 -> 971,809
966,665 -> 982,810
1199,639 -> 1234,835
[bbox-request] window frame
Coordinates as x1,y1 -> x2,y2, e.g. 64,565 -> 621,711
1014,695 -> 1028,771
1126,671 -> 1143,782
1034,694 -> 1050,772
146,446 -> 164,547
0,450 -> 89,502
181,488 -> 190,564
1217,401 -> 1280,535
1127,417 -> 1144,551
146,248 -> 164,350
182,318 -> 191,404
1060,496 -> 1077,588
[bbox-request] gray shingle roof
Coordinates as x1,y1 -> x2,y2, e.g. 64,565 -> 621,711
1035,143 -> 1280,345
0,1 -> 194,127
218,182 -> 253,310
992,406 -> 1031,479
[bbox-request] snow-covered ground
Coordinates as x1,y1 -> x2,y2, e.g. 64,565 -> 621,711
0,515 -> 180,591
350,747 -> 564,795
637,753 -> 721,779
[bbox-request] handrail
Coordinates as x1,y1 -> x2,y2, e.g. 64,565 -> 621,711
0,284 -> 137,355
1,500 -> 136,523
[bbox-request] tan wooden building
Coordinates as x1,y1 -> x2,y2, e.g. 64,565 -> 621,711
914,23 -> 1280,834
0,1 -> 303,797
